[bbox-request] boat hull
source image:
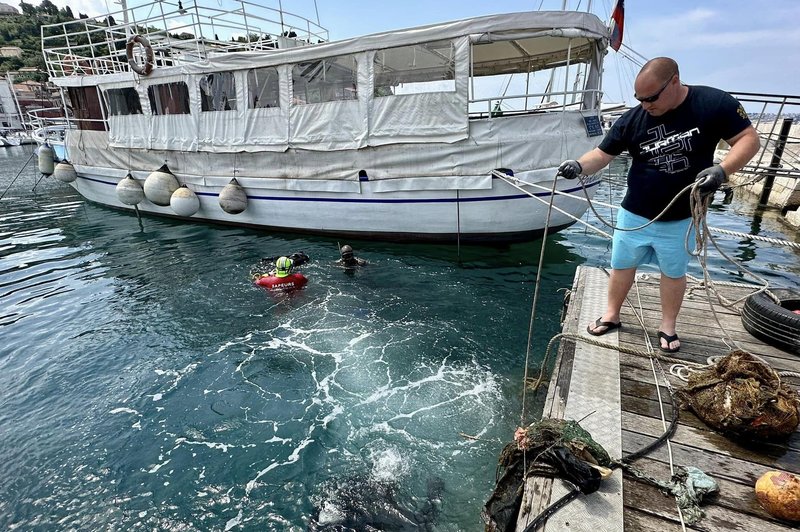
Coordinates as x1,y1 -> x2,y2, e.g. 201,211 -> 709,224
68,171 -> 601,243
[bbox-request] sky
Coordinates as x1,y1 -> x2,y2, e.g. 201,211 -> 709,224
15,0 -> 800,108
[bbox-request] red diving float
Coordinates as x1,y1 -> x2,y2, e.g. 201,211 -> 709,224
254,256 -> 308,292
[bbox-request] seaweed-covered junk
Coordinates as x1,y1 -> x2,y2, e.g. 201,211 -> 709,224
676,350 -> 800,440
482,419 -> 613,532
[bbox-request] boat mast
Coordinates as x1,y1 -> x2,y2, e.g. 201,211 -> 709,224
6,72 -> 25,131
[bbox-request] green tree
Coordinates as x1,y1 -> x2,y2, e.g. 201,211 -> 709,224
19,2 -> 35,16
40,0 -> 59,16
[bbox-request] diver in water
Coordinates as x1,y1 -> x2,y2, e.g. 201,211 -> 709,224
254,256 -> 308,292
308,475 -> 443,531
261,251 -> 310,270
335,245 -> 367,268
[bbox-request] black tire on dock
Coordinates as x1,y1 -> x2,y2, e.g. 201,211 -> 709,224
741,289 -> 800,355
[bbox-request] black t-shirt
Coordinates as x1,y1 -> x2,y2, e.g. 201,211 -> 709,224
599,85 -> 751,220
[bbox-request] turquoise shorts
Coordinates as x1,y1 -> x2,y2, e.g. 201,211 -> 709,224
611,208 -> 695,278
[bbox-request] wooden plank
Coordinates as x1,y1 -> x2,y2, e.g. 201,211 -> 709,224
624,506 -> 686,532
623,476 -> 797,531
623,456 -> 791,524
621,410 -> 800,470
622,430 -> 787,485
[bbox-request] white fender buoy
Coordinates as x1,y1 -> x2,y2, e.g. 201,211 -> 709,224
219,178 -> 248,215
116,173 -> 145,205
38,144 -> 55,175
143,164 -> 179,206
170,184 -> 200,217
53,161 -> 77,183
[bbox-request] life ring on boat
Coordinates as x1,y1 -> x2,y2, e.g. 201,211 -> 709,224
741,289 -> 800,355
126,34 -> 155,76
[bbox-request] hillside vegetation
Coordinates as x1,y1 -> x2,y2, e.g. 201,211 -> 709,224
0,1 -> 94,80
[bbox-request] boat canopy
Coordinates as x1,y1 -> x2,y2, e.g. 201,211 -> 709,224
50,11 -> 608,85
51,9 -> 608,161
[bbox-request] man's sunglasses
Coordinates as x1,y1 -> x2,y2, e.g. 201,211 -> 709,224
635,73 -> 676,103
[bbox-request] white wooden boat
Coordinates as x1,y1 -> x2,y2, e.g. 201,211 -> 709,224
40,1 -> 610,242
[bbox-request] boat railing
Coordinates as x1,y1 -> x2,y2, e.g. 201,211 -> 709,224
728,92 -> 800,182
27,107 -> 73,145
470,89 -> 603,117
719,91 -> 800,206
41,0 -> 329,79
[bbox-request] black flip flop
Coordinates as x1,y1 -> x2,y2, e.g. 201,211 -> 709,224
658,331 -> 680,353
586,318 -> 621,336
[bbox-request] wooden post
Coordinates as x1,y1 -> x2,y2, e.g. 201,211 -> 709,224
759,117 -> 794,206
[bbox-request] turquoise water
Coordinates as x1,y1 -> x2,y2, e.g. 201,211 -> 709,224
1,145 -> 798,530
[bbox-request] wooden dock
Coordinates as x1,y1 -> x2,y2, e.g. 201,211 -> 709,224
515,265 -> 800,532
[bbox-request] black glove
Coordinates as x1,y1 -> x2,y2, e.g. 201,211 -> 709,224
557,160 -> 582,179
695,165 -> 727,197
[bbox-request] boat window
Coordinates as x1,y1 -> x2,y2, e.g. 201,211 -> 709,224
468,36 -> 598,116
374,40 -> 455,97
199,72 -> 237,112
66,86 -> 107,131
147,82 -> 191,115
292,54 -> 358,105
247,67 -> 280,109
104,88 -> 142,116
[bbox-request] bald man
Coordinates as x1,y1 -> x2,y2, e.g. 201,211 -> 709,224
557,57 -> 760,352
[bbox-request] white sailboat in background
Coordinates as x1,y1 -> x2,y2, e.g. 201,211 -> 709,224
36,0 -> 612,242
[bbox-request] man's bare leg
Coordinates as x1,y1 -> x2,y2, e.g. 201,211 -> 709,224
658,274 -> 686,351
588,267 -> 637,334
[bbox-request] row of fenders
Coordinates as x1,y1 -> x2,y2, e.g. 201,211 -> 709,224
41,147 -> 248,217
114,165 -> 248,217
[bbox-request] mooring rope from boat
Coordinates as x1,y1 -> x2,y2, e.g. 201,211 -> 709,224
492,171 -> 612,239
31,172 -> 48,192
517,173 -> 566,510
0,149 -> 37,200
520,174 -> 562,427
498,172 -> 800,250
494,170 -> 696,233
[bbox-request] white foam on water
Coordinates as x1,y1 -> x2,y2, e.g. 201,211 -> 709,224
348,332 -> 372,346
147,459 -> 170,473
223,509 -> 242,531
316,500 -> 345,525
244,436 -> 314,495
174,437 -> 257,454
109,407 -> 139,415
369,447 -> 409,483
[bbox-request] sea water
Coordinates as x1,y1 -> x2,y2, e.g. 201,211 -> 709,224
1,145 -> 798,530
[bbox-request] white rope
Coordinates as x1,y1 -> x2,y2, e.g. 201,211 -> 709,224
501,172 -> 800,250
707,227 -> 800,249
520,174 -> 561,426
492,171 -> 613,239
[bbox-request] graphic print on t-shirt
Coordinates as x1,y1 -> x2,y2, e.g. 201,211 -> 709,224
639,124 -> 700,174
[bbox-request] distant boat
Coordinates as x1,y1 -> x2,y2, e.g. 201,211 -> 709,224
37,1 -> 610,242
0,135 -> 21,147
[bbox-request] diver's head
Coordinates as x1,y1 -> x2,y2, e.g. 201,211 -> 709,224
275,256 -> 293,277
340,245 -> 354,260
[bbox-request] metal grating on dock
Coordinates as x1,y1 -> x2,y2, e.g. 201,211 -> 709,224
516,265 -> 800,532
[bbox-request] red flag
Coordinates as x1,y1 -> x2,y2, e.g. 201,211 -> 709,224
609,0 -> 624,52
